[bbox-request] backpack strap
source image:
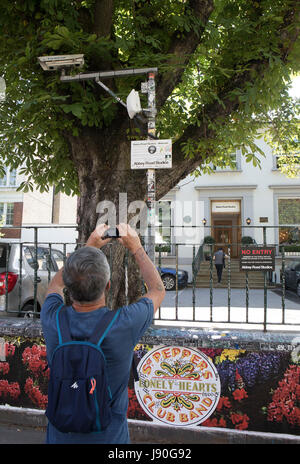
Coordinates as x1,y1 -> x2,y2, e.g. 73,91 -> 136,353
56,304 -> 71,344
88,308 -> 121,346
56,303 -> 120,346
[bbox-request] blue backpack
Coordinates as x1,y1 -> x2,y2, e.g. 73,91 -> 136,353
46,304 -> 120,434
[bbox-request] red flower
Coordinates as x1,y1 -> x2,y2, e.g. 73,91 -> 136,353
5,343 -> 15,357
230,412 -> 243,424
127,388 -> 149,421
0,380 -> 20,399
235,417 -> 249,430
230,412 -> 249,430
0,362 -> 9,375
267,365 -> 300,427
202,417 -> 219,427
218,417 -> 227,428
22,345 -> 49,378
24,378 -> 48,409
217,396 -> 231,411
232,388 -> 248,402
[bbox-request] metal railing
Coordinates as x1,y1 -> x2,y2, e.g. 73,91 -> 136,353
0,225 -> 299,332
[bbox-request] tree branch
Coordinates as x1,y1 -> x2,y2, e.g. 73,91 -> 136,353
155,0 -> 214,110
93,0 -> 114,38
155,1 -> 300,199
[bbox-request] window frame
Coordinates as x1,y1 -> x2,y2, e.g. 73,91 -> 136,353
0,202 -> 15,226
210,150 -> 242,172
0,168 -> 17,188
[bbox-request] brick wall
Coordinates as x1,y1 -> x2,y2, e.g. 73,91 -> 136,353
1,202 -> 23,239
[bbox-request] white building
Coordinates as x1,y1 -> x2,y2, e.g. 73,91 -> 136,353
0,167 -> 77,249
157,136 -> 300,282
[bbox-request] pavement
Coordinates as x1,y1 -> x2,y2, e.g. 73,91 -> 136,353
0,423 -> 45,444
155,286 -> 300,329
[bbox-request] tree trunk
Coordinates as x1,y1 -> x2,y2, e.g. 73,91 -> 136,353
65,125 -> 148,309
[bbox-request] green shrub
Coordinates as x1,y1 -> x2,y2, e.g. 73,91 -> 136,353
241,236 -> 255,244
203,235 -> 215,244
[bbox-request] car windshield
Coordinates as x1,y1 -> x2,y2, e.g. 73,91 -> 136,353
24,247 -> 65,272
24,247 -> 55,272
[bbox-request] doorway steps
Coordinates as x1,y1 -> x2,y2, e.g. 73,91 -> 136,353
194,259 -> 273,289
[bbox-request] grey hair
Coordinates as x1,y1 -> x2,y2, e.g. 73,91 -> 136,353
62,247 -> 111,303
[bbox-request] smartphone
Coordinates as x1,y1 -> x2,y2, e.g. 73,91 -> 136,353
102,227 -> 120,239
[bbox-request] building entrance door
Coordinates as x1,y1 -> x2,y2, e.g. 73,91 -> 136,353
214,220 -> 233,256
211,200 -> 241,258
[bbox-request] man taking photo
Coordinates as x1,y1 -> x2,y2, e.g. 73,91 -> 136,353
41,223 -> 165,444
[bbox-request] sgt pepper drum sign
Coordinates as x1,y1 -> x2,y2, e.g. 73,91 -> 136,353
134,346 -> 221,426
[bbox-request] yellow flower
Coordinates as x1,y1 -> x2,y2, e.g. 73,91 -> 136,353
219,349 -> 245,362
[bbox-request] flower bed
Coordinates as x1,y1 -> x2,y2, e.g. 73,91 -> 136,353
0,337 -> 299,435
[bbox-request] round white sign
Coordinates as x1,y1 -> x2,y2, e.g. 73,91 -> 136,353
134,345 -> 221,426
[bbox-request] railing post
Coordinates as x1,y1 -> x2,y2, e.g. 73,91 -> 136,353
263,226 -> 267,332
281,246 -> 285,324
124,249 -> 128,306
63,243 -> 67,265
18,243 -> 23,314
245,270 -> 249,323
175,244 -> 178,320
158,246 -> 161,319
108,244 -> 113,309
227,245 -> 231,322
5,243 -> 9,313
209,244 -> 213,321
33,227 -> 38,315
192,245 -> 196,321
47,243 -> 52,284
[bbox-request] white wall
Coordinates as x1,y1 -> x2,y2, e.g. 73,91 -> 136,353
169,136 -> 300,262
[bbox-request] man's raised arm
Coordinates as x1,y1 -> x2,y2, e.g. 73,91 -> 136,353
117,223 -> 165,313
45,223 -> 111,298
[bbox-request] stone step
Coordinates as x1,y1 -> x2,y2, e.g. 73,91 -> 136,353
191,280 -> 274,288
194,259 -> 270,288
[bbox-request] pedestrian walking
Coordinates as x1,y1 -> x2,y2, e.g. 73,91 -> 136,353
213,247 -> 228,284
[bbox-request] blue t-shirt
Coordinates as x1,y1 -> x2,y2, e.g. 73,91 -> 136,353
41,293 -> 154,444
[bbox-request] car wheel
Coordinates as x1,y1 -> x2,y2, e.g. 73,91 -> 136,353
20,304 -> 38,319
297,282 -> 300,298
162,274 -> 176,291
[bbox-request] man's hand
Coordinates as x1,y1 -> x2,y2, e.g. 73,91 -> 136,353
116,223 -> 165,312
117,223 -> 142,255
86,223 -> 112,248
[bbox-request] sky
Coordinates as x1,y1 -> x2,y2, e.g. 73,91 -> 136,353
289,75 -> 300,99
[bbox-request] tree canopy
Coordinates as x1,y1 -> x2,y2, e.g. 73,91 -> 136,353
0,0 -> 299,198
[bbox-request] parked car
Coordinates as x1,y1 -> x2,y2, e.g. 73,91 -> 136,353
157,266 -> 188,291
283,260 -> 300,297
0,242 -> 65,317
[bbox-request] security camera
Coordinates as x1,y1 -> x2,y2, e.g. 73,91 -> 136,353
38,54 -> 84,71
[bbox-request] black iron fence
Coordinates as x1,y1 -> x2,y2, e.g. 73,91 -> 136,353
0,225 -> 299,332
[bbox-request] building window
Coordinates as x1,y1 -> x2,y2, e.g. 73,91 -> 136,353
278,198 -> 300,244
0,168 -> 17,187
211,151 -> 241,171
274,154 -> 300,170
155,201 -> 172,253
0,202 -> 15,226
273,139 -> 300,170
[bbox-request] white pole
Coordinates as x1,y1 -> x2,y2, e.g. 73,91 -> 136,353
147,71 -> 156,263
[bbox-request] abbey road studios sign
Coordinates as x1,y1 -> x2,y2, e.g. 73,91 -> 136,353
131,139 -> 172,169
240,246 -> 275,271
134,345 -> 220,426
